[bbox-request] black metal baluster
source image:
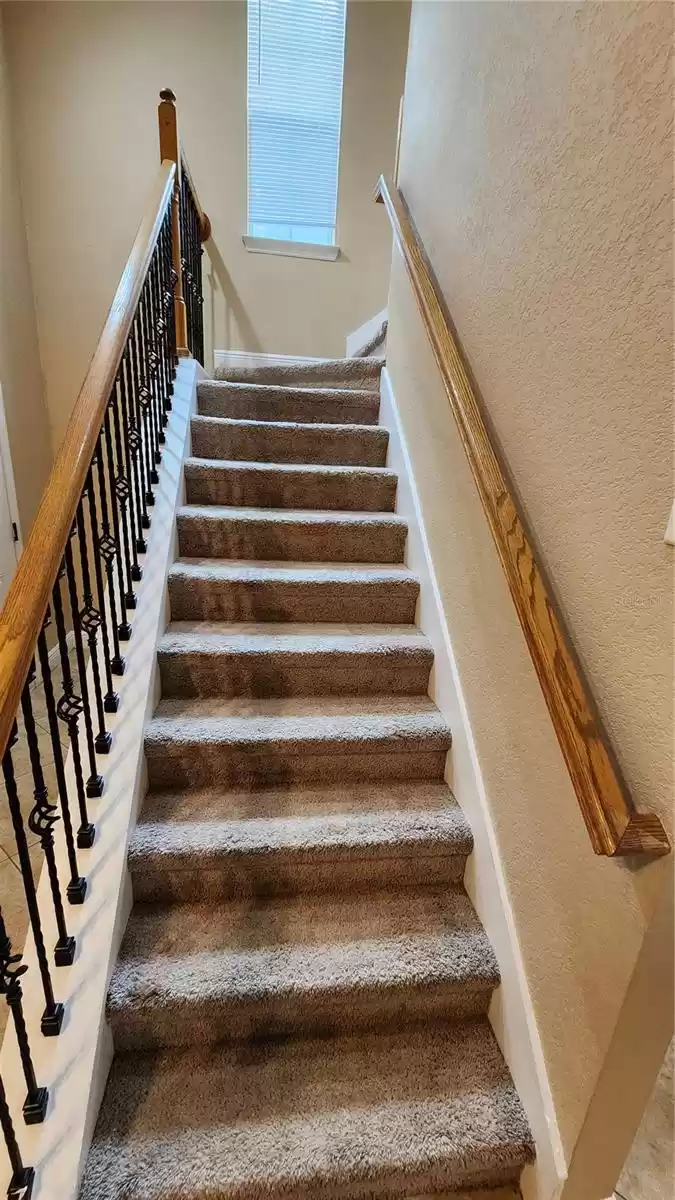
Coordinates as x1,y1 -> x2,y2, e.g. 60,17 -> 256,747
75,502 -> 111,753
0,911 -> 48,1124
141,281 -> 164,461
84,467 -> 119,713
151,246 -> 168,423
63,539 -> 103,798
102,407 -> 133,638
93,434 -> 127,666
0,1074 -> 34,1199
116,355 -> 143,581
112,367 -> 141,588
36,624 -> 86,903
1,738 -> 63,1035
125,325 -> 152,536
51,571 -> 95,847
108,392 -> 137,612
159,222 -> 171,394
21,683 -> 75,967
148,260 -> 168,438
129,315 -> 158,500
121,344 -> 149,554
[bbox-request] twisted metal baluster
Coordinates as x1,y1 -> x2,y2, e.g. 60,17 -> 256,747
74,500 -> 111,754
21,682 -> 75,966
102,407 -> 132,640
120,344 -> 149,554
1,734 -> 63,1035
51,570 -> 95,847
84,463 -> 120,712
115,355 -> 143,582
63,538 -> 103,798
0,910 -> 48,1123
94,430 -> 128,664
36,623 -> 86,902
0,1073 -> 34,1199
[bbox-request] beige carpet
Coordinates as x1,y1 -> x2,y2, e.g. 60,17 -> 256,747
80,359 -> 533,1199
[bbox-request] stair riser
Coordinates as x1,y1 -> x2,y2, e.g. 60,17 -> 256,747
185,464 -> 397,511
191,419 -> 389,467
157,650 -> 433,699
130,850 -> 467,904
168,578 -> 419,624
177,516 -> 407,562
145,748 -> 449,791
110,983 -> 493,1052
198,386 -> 380,426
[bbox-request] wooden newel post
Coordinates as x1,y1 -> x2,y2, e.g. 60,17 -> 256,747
158,88 -> 189,357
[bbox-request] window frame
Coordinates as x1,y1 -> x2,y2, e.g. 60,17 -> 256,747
245,0 -> 347,259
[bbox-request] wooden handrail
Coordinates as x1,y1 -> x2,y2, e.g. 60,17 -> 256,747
0,160 -> 175,764
376,175 -> 669,859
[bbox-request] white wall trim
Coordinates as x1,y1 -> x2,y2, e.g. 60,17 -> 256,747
0,358 -> 203,1200
379,366 -> 567,1200
346,308 -> 387,358
214,349 -> 329,372
242,234 -> 340,261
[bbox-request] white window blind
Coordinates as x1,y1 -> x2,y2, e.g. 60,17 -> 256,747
247,0 -> 347,246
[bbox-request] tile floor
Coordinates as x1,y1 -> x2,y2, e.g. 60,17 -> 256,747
616,1038 -> 674,1200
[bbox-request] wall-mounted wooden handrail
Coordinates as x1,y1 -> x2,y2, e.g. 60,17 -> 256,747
376,175 -> 669,859
0,160 -> 175,764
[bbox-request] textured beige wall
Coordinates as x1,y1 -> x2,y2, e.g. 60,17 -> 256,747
3,0 -> 409,449
385,1 -> 673,1193
0,10 -> 52,536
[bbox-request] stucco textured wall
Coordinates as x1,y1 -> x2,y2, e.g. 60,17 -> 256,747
3,0 -> 410,449
386,1 -> 673,1194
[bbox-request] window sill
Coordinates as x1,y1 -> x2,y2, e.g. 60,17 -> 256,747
242,235 -> 340,261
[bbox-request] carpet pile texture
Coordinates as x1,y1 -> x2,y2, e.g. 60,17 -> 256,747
80,358 -> 533,1199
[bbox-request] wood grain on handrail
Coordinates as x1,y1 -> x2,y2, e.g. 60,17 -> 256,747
376,175 -> 669,859
0,160 -> 176,765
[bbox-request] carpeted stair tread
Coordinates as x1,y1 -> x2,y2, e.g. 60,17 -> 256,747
191,415 -> 389,466
157,622 -> 433,697
167,559 -> 419,623
107,887 -> 500,1048
129,782 -> 472,900
146,693 -> 451,751
198,380 -> 381,426
212,355 -> 384,390
184,457 -> 397,511
80,1020 -> 533,1200
176,506 -> 408,562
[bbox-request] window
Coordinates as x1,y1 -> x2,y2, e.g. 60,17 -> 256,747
247,0 -> 347,250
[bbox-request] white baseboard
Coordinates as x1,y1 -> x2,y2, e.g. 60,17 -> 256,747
346,308 -> 387,358
0,358 -> 204,1200
379,366 -> 566,1200
214,349 -> 328,372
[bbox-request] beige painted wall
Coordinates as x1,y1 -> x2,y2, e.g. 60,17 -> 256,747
3,0 -> 409,450
0,10 -> 52,538
385,1 -> 673,1195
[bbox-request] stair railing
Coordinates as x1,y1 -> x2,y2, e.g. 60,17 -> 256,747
158,87 -> 211,364
376,175 -> 669,860
0,90 -> 206,1199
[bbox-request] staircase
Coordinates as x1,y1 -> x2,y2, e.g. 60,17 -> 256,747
80,358 -> 533,1200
